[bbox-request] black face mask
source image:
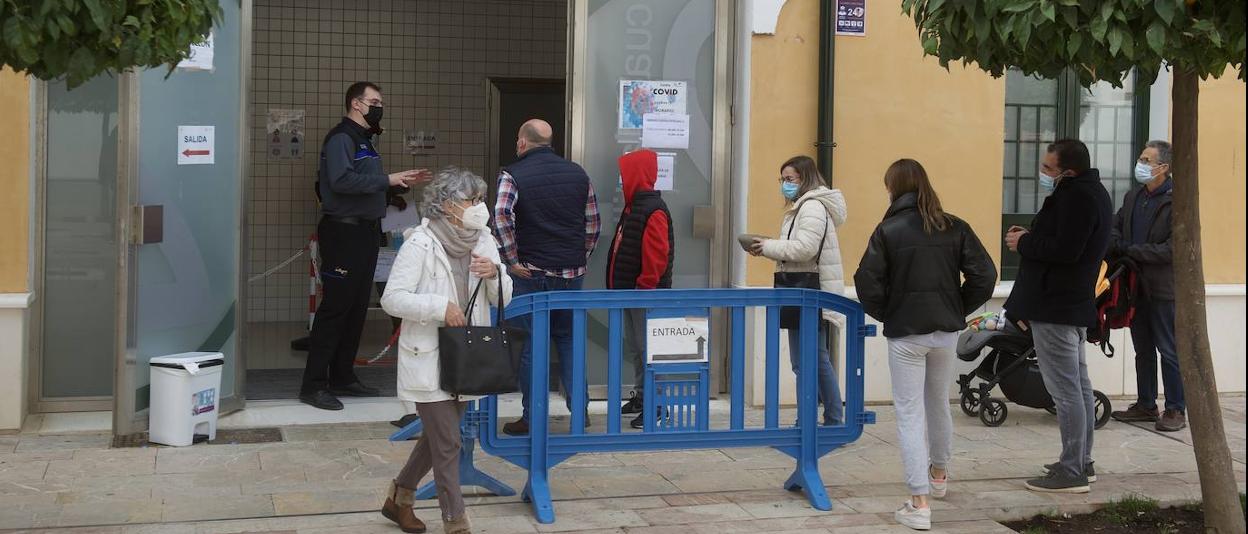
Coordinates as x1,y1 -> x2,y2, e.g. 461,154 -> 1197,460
362,105 -> 383,130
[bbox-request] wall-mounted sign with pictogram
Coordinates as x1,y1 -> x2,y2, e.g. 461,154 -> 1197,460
177,125 -> 215,165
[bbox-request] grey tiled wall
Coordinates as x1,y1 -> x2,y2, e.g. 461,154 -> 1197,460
248,0 -> 566,322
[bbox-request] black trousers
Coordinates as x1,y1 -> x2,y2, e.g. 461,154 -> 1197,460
301,217 -> 380,394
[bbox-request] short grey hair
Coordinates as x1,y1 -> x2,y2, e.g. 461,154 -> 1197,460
420,166 -> 487,220
1145,140 -> 1173,176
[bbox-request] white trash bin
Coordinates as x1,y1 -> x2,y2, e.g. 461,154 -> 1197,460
149,352 -> 224,447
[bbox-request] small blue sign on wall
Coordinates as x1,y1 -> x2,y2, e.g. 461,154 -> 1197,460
836,0 -> 866,37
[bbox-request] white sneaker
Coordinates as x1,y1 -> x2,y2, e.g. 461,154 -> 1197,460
894,501 -> 932,531
929,466 -> 948,499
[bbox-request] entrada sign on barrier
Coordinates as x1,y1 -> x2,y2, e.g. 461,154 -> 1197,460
465,288 -> 877,524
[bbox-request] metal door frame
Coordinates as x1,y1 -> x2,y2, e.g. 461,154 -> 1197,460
566,0 -> 737,393
112,0 -> 252,436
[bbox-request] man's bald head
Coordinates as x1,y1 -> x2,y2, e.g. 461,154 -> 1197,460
516,119 -> 553,156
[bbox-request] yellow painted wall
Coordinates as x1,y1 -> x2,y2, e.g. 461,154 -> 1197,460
0,68 -> 30,294
747,1 -> 1006,287
1196,76 -> 1246,284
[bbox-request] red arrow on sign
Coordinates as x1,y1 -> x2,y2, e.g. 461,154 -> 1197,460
182,149 -> 210,157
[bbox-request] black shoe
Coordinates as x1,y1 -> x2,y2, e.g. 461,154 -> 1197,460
1044,461 -> 1097,483
329,381 -> 381,397
1025,472 -> 1090,494
621,395 -> 644,415
300,390 -> 344,411
503,418 -> 529,436
290,336 -> 310,352
390,414 -> 421,428
630,407 -> 664,429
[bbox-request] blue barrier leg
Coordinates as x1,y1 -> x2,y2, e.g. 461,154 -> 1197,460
784,306 -> 832,511
415,433 -> 516,499
524,310 -> 557,524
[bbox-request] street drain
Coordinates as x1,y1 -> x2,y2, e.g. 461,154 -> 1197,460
111,427 -> 284,448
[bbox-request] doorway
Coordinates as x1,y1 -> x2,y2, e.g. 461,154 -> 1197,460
486,78 -> 567,205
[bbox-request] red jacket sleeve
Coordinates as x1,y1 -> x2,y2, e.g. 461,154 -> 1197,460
636,211 -> 671,289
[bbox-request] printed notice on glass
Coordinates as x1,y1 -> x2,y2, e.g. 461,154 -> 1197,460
178,32 -> 215,71
647,316 -> 710,364
836,0 -> 866,36
655,152 -> 676,191
619,80 -> 687,130
177,125 -> 214,165
641,113 -> 690,150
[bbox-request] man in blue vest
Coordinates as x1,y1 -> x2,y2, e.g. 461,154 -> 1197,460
495,119 -> 600,436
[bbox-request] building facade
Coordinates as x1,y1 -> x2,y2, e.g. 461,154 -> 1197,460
0,0 -> 1243,433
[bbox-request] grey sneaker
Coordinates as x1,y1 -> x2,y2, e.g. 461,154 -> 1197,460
928,466 -> 948,499
1044,461 -> 1096,483
894,501 -> 931,530
1025,472 -> 1090,494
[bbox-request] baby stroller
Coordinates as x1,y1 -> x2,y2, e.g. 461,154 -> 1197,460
955,317 -> 1112,428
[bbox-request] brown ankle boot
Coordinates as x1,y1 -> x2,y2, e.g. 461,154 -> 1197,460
381,480 -> 427,533
444,513 -> 472,534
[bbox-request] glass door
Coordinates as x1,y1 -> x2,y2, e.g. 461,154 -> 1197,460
568,0 -> 733,394
114,0 -> 248,435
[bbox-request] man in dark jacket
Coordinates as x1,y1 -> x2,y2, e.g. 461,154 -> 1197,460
1108,140 -> 1185,432
1005,139 -> 1113,494
301,82 -> 429,411
495,119 -> 600,436
606,149 -> 675,429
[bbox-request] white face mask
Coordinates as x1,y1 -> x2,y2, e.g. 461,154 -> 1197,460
1134,162 -> 1158,184
454,202 -> 490,230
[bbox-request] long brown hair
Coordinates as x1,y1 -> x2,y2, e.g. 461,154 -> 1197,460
780,155 -> 827,204
884,159 -> 949,234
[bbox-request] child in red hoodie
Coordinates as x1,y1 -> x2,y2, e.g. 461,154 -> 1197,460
607,149 -> 675,429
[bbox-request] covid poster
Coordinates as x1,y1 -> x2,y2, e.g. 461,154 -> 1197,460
618,80 -> 687,130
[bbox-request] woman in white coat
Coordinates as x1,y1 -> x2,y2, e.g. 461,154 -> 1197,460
748,155 -> 847,425
379,167 -> 512,534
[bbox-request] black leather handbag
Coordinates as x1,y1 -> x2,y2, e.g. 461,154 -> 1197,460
773,199 -> 828,329
438,275 -> 528,396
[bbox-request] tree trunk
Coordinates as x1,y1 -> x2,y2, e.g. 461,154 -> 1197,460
1169,67 -> 1246,534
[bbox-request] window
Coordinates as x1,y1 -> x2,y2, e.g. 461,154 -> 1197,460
999,69 -> 1148,280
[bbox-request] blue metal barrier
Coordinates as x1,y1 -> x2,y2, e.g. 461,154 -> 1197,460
476,288 -> 876,524
389,402 -> 517,500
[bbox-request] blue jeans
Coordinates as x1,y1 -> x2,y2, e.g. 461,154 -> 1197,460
788,322 -> 844,425
514,274 -> 586,422
1131,299 -> 1185,413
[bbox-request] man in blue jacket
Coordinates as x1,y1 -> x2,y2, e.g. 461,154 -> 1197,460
1005,139 -> 1112,494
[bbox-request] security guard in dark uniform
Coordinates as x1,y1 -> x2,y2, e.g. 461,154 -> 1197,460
301,81 -> 429,411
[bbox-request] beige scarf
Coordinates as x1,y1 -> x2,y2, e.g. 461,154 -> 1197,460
427,217 -> 480,259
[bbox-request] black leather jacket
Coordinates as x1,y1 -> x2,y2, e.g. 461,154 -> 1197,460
854,193 -> 998,338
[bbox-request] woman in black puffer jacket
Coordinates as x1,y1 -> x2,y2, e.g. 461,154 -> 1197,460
853,159 -> 996,531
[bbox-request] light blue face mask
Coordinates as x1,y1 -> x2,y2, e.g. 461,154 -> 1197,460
781,181 -> 800,200
1135,162 -> 1158,184
1038,172 -> 1056,193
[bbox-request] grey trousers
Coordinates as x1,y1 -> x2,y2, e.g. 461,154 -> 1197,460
396,400 -> 467,521
1031,321 -> 1095,479
888,336 -> 956,495
624,309 -> 647,398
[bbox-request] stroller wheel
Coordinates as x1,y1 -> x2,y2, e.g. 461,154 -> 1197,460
960,391 -> 982,417
980,399 -> 1008,427
1093,390 -> 1112,429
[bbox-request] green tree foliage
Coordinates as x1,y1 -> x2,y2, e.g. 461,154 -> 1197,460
0,0 -> 221,87
901,0 -> 1244,86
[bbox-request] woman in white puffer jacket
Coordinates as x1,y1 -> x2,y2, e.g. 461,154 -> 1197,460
748,155 -> 847,425
379,167 -> 511,534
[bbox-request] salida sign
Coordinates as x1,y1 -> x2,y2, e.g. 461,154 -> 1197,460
178,125 -> 215,165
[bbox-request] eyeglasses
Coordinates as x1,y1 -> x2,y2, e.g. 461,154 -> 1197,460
778,176 -> 801,184
356,97 -> 384,107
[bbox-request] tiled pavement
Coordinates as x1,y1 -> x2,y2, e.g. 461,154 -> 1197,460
0,395 -> 1243,533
